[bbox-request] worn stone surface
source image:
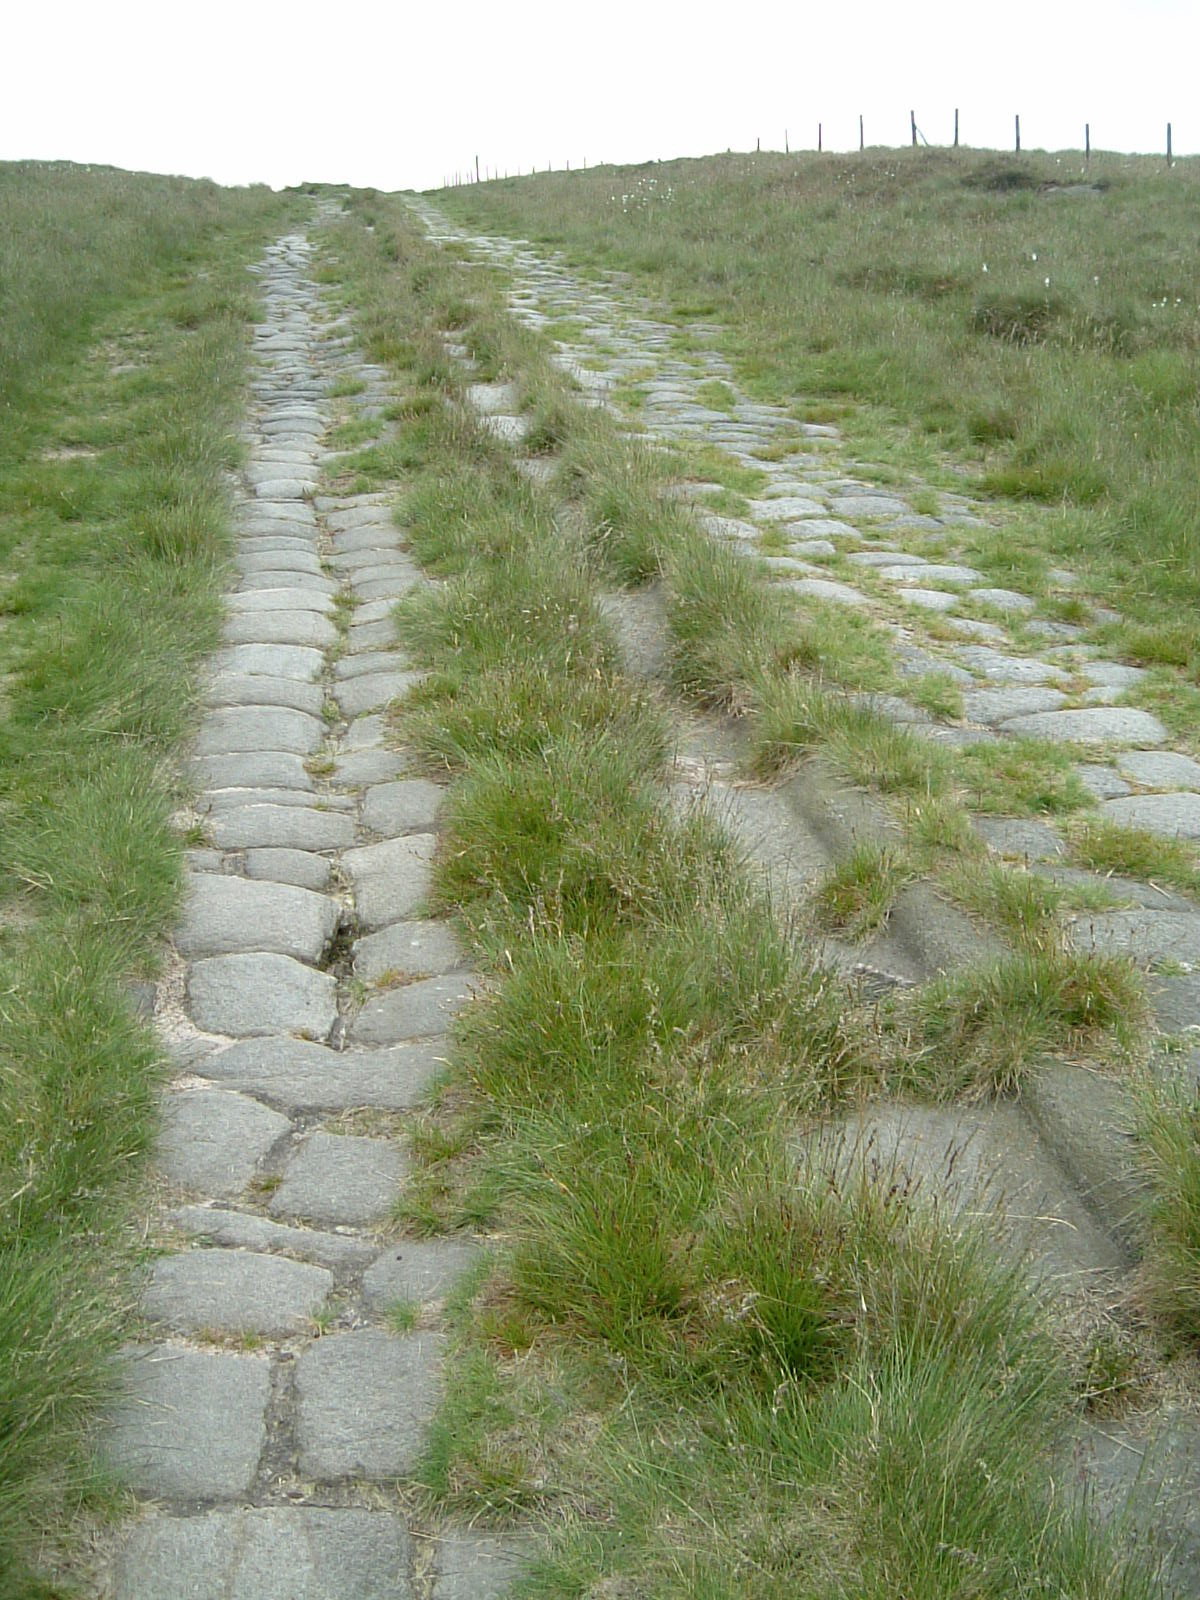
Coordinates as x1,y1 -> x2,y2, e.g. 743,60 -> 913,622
362,1238 -> 482,1312
342,833 -> 437,930
106,1344 -> 270,1499
175,874 -> 338,963
243,847 -> 333,891
168,1206 -> 376,1269
190,751 -> 314,793
158,1088 -> 289,1198
954,647 -> 1063,684
110,1507 -> 413,1600
361,779 -> 444,835
188,952 -> 338,1038
1099,791 -> 1200,840
205,672 -> 327,716
353,919 -> 466,982
204,1036 -> 446,1113
789,577 -> 868,607
270,1132 -> 409,1227
142,1250 -> 333,1336
295,1329 -> 444,1479
223,610 -> 338,648
209,805 -> 355,852
352,974 -> 475,1046
197,706 -> 326,757
1117,750 -> 1200,790
432,1533 -> 529,1600
997,707 -> 1167,745
963,686 -> 1067,724
972,817 -> 1065,861
1069,909 -> 1200,966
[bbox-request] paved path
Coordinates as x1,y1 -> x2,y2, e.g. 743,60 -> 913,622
97,221 -> 523,1599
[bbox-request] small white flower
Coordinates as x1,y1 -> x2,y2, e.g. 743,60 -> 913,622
1045,276 -> 1051,287
1031,252 -> 1038,262
982,263 -> 988,273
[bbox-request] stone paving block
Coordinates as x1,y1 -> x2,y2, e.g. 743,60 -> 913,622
196,705 -> 325,758
343,833 -> 437,930
105,1343 -> 269,1499
830,493 -> 911,518
354,575 -> 425,603
204,1036 -> 446,1113
747,495 -> 824,520
209,805 -> 355,851
295,1329 -> 443,1479
954,646 -> 1063,684
205,672 -> 326,715
972,817 -> 1065,861
1081,661 -> 1148,690
353,919 -> 466,982
158,1088 -> 289,1197
212,642 -> 325,680
333,748 -> 411,786
203,785 -> 352,814
168,1205 -> 376,1269
361,779 -> 444,835
1076,764 -> 1132,801
352,974 -> 475,1047
876,562 -> 982,584
898,587 -> 959,612
432,1533 -> 529,1600
1099,792 -> 1200,839
1069,909 -> 1200,966
143,1250 -> 333,1336
335,649 -> 412,680
244,847 -> 333,891
176,874 -> 337,963
190,751 -> 314,792
111,1508 -> 412,1600
238,568 -> 336,596
998,708 -> 1167,746
335,670 -> 423,718
188,952 -> 338,1038
222,610 -> 338,648
1149,971 -> 1200,1033
348,618 -> 403,651
363,1238 -> 482,1312
789,577 -> 867,606
1117,751 -> 1200,790
970,587 -> 1035,613
227,585 -> 335,614
963,686 -> 1067,724
270,1131 -> 409,1227
237,547 -> 323,577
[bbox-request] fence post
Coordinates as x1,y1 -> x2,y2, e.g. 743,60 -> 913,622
785,129 -> 789,153
954,108 -> 959,148
1168,122 -> 1173,166
1015,114 -> 1021,153
911,109 -> 917,147
859,113 -> 864,151
1085,122 -> 1090,162
818,122 -> 822,152
756,136 -> 760,153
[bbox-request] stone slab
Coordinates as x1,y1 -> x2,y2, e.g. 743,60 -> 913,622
998,708 -> 1167,745
954,647 -> 1063,685
361,779 -> 444,835
747,496 -> 824,520
195,706 -> 325,757
363,1238 -> 482,1312
876,562 -> 982,584
970,587 -> 1035,613
205,673 -> 326,716
158,1088 -> 290,1197
143,1250 -> 332,1336
343,833 -> 438,930
352,975 -> 475,1047
1099,792 -> 1200,840
789,577 -> 867,607
188,953 -> 338,1038
295,1329 -> 443,1479
176,874 -> 338,963
105,1344 -> 269,1499
168,1206 -> 376,1269
972,817 -> 1065,861
222,610 -> 338,648
1069,910 -> 1200,966
227,586 -> 335,615
899,587 -> 959,611
203,1037 -> 445,1113
334,649 -> 412,681
963,686 -> 1068,724
1076,764 -> 1132,801
111,1507 -> 412,1600
190,752 -> 314,793
335,671 -> 423,718
244,848 -> 333,892
353,920 -> 466,982
432,1534 -> 528,1600
270,1131 -> 409,1227
209,806 -> 355,852
1117,751 -> 1200,790
211,643 -> 325,681
332,748 -> 411,786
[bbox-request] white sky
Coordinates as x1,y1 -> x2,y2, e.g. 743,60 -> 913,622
4,1 -> 1195,192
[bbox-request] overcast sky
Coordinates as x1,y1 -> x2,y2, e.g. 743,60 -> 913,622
5,1 -> 1195,192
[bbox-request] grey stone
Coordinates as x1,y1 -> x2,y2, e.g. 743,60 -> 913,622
845,548 -> 910,567
334,650 -> 411,681
333,748 -> 411,786
354,575 -> 424,603
244,848 -> 333,892
1149,972 -> 1200,1033
203,1037 -> 445,1113
190,751 -> 314,792
432,1533 -> 529,1600
353,975 -> 475,1047
1117,751 -> 1200,790
105,1344 -> 269,1499
238,570 -> 335,597
899,588 -> 959,612
209,806 -> 355,851
480,414 -> 529,443
188,953 -> 338,1038
254,478 -> 316,500
467,381 -> 519,414
1081,661 -> 1148,690
343,833 -> 437,930
270,1132 -> 409,1227
789,577 -> 867,607
353,920 -> 466,982
143,1250 -> 332,1336
157,1088 -> 289,1197
335,671 -> 423,717
111,1507 -> 412,1600
1099,792 -> 1200,840
788,538 -> 838,558
327,502 -> 396,533
962,686 -> 1067,724
202,786 -> 352,814
205,672 -> 326,715
176,874 -> 338,963
168,1206 -> 375,1269
195,706 -> 326,757
786,516 -> 857,538
295,1329 -> 443,1479
344,713 -> 388,749
700,513 -> 759,543
954,647 -> 1063,684
227,586 -> 335,615
1069,909 -> 1200,966
348,619 -> 403,651
972,817 -> 1065,861
187,847 -> 224,873
212,643 -> 324,681
876,562 -> 982,584
363,1239 -> 482,1312
970,587 -> 1036,613
747,496 -> 824,520
998,708 -> 1167,745
830,493 -> 912,518
222,610 -> 338,648
1076,764 -> 1132,800
361,779 -> 444,835
237,547 -> 323,578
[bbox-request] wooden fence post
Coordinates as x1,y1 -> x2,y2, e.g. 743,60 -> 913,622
954,108 -> 959,147
1085,122 -> 1090,161
1015,114 -> 1021,153
1168,122 -> 1173,166
911,110 -> 917,147
859,114 -> 864,151
818,122 -> 822,152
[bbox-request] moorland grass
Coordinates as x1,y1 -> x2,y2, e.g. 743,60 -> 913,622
317,191 -> 1156,1597
0,163 -> 290,1595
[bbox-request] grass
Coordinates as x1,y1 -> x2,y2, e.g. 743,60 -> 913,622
0,162 -> 290,1595
811,841 -> 912,939
1136,1072 -> 1200,1342
317,189 -> 1158,1597
1069,816 -> 1200,897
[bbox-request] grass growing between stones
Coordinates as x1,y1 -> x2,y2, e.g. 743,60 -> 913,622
322,192 -> 1156,1598
0,163 -> 291,1595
